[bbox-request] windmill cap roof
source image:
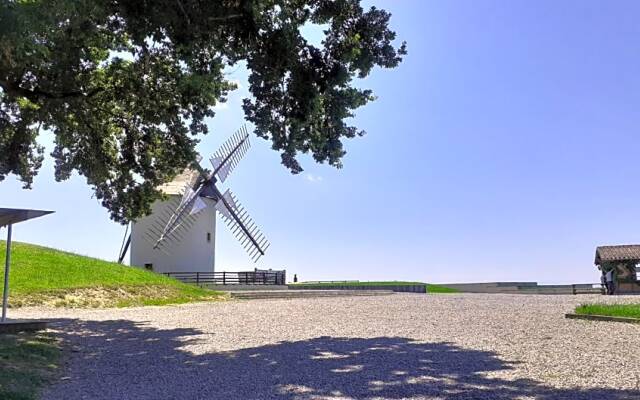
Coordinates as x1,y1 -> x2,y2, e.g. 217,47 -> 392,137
595,245 -> 640,265
157,168 -> 201,195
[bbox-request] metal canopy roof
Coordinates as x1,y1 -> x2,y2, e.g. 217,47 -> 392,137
0,208 -> 54,227
1,207 -> 54,323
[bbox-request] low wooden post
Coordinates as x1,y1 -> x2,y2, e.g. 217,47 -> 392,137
2,224 -> 13,322
196,272 -> 200,285
223,271 -> 226,285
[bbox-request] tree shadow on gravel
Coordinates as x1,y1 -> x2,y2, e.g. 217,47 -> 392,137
45,318 -> 639,400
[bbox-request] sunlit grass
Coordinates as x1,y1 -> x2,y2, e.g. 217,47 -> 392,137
575,303 -> 640,319
426,284 -> 459,294
0,241 -> 224,308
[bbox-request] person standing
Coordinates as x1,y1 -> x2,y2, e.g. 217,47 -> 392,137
601,271 -> 607,295
605,268 -> 615,295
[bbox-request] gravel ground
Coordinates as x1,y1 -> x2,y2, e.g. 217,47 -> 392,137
13,293 -> 640,399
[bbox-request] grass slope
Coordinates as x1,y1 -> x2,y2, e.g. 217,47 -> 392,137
0,241 -> 223,308
0,332 -> 61,400
426,284 -> 459,294
292,281 -> 459,294
575,303 -> 640,319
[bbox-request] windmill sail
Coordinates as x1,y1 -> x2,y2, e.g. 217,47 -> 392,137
210,125 -> 251,183
215,189 -> 269,262
132,125 -> 271,264
149,184 -> 208,250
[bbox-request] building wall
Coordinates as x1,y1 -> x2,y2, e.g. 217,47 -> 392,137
130,197 -> 216,273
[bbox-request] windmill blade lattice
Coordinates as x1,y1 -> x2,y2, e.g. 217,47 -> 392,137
210,125 -> 251,183
215,189 -> 270,262
148,184 -> 208,251
130,125 -> 271,265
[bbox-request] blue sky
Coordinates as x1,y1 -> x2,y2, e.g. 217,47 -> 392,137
2,0 -> 640,284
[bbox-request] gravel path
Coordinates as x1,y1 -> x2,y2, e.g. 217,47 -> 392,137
13,293 -> 640,399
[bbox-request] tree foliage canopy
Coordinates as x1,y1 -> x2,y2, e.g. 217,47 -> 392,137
0,0 -> 406,222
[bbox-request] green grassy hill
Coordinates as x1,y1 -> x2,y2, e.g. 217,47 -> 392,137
0,241 -> 223,308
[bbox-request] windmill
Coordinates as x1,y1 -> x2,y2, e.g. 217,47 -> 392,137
118,125 -> 269,270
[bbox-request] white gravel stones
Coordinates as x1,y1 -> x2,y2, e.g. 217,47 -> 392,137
13,293 -> 640,399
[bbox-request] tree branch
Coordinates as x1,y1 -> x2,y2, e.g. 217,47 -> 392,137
175,0 -> 191,25
208,14 -> 244,22
0,79 -> 102,101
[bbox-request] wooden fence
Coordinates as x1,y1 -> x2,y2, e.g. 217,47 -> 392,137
164,270 -> 286,286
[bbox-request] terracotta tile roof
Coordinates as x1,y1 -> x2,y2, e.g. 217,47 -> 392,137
595,245 -> 640,265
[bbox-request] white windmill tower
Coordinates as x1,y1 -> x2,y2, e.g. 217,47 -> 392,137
121,125 -> 269,273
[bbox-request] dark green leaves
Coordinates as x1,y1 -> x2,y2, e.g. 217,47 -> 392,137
0,0 -> 405,222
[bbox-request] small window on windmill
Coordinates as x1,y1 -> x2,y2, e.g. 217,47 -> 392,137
206,232 -> 211,243
144,263 -> 153,271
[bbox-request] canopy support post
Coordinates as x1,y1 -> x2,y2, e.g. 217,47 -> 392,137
2,224 -> 12,322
